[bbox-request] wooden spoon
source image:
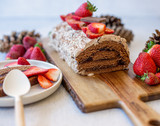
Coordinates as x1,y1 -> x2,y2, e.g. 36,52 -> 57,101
3,69 -> 31,126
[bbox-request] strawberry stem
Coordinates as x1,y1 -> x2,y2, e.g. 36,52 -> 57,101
143,41 -> 155,52
141,73 -> 148,81
87,0 -> 98,12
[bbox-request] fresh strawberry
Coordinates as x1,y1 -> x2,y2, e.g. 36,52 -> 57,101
17,57 -> 30,65
133,52 -> 157,76
148,44 -> 160,67
75,1 -> 97,17
30,47 -> 46,61
4,62 -> 17,67
71,15 -> 82,21
23,36 -> 37,50
63,13 -> 73,21
44,68 -> 60,81
60,15 -> 66,21
86,29 -> 104,39
105,28 -> 114,34
34,42 -> 45,54
24,66 -> 48,77
66,19 -> 86,30
23,47 -> 34,59
82,27 -> 88,34
6,51 -> 21,59
38,75 -> 53,89
156,73 -> 160,79
88,23 -> 106,34
141,73 -> 160,85
10,44 -> 26,57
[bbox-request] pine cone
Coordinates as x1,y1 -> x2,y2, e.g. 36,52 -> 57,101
100,15 -> 134,43
0,30 -> 40,52
112,26 -> 134,43
143,29 -> 160,51
100,15 -> 124,27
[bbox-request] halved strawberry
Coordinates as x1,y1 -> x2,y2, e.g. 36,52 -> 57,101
44,68 -> 60,81
17,57 -> 30,65
38,75 -> 53,89
24,66 -> 48,77
88,23 -> 106,34
4,62 -> 17,67
86,29 -> 104,39
105,28 -> 114,34
82,27 -> 88,34
60,15 -> 66,21
71,15 -> 82,21
66,19 -> 86,30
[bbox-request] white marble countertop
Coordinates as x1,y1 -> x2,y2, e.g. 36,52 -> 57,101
0,0 -> 160,126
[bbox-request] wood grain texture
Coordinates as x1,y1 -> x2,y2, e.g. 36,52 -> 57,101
43,38 -> 160,126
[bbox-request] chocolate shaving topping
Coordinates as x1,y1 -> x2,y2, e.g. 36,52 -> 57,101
80,17 -> 107,24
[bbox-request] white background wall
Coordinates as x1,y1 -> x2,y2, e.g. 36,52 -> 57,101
0,0 -> 160,18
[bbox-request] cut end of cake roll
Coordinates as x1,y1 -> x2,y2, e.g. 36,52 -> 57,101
75,35 -> 130,75
49,22 -> 130,76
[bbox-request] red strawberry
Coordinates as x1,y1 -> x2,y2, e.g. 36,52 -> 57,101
133,52 -> 157,76
156,73 -> 160,79
23,36 -> 37,50
4,62 -> 17,67
24,66 -> 48,77
105,28 -> 114,34
82,27 -> 88,34
44,68 -> 60,81
38,75 -> 53,89
63,13 -> 73,21
60,15 -> 66,21
86,29 -> 104,39
141,73 -> 160,85
149,44 -> 160,67
17,57 -> 30,65
23,47 -> 34,59
6,51 -> 21,59
88,23 -> 106,34
75,1 -> 97,17
30,47 -> 46,61
71,15 -> 82,21
66,19 -> 86,30
10,44 -> 26,57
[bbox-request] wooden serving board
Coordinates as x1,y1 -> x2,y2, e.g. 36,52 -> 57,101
43,38 -> 160,126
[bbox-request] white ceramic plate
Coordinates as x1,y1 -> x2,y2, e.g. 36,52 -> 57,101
0,60 -> 62,107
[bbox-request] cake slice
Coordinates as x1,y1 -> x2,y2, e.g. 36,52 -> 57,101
49,22 -> 130,75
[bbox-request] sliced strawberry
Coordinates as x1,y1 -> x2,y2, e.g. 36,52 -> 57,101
82,27 -> 88,34
66,19 -> 86,30
60,15 -> 66,21
24,66 -> 48,77
17,57 -> 30,65
4,62 -> 17,67
88,23 -> 106,34
86,29 -> 104,39
38,75 -> 53,89
71,15 -> 82,21
105,28 -> 114,34
44,68 -> 60,81
64,13 -> 73,20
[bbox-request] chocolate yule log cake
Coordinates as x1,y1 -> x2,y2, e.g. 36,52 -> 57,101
49,1 -> 130,76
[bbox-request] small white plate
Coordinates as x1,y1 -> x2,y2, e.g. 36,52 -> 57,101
0,60 -> 62,107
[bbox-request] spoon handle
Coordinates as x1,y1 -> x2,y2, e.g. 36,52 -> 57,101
15,96 -> 25,126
